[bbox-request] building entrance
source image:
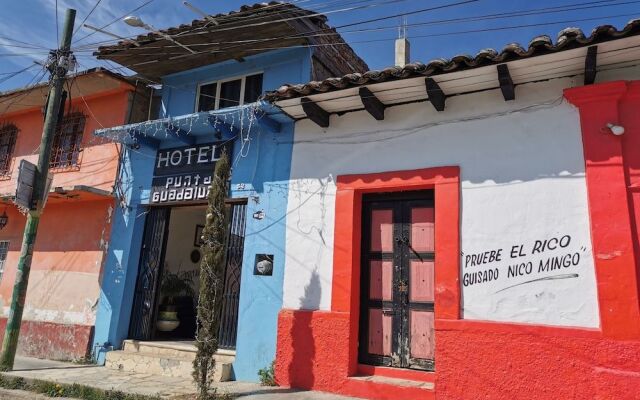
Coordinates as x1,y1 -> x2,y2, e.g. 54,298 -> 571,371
128,201 -> 246,349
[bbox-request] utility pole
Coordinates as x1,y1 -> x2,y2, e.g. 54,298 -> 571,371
0,8 -> 76,371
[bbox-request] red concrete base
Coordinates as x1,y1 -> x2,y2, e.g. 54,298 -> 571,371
0,318 -> 92,361
276,309 -> 435,400
276,310 -> 640,400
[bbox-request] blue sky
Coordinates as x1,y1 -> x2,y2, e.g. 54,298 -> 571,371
0,0 -> 638,91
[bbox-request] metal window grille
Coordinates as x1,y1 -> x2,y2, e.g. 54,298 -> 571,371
50,112 -> 85,169
0,241 -> 9,282
0,123 -> 18,176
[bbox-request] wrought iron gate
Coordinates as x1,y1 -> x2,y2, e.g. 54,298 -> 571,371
129,207 -> 170,341
218,201 -> 247,349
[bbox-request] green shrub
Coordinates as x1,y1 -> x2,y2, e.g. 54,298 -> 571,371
258,361 -> 277,387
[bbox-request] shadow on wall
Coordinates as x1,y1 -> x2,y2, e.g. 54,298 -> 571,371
289,270 -> 321,388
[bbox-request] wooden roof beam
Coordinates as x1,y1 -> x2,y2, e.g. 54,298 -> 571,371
497,64 -> 515,101
425,78 -> 446,112
164,123 -> 196,145
359,87 -> 385,120
301,98 -> 330,127
584,46 -> 598,85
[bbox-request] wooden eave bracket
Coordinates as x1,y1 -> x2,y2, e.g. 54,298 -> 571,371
497,64 -> 515,101
164,123 -> 196,145
584,46 -> 598,85
425,78 -> 446,112
301,97 -> 330,127
253,110 -> 282,133
359,87 -> 385,120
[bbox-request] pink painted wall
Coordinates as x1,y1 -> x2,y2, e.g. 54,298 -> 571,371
0,83 -> 133,360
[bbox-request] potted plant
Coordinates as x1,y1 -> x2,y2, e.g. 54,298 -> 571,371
156,268 -> 197,332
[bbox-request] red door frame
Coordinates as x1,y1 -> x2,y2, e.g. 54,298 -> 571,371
333,166 -> 461,376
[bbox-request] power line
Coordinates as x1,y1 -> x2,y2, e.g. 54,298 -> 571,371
0,64 -> 38,86
71,0 -> 467,52
70,10 -> 639,62
73,0 -> 105,37
76,0 -> 640,55
73,0 -> 157,44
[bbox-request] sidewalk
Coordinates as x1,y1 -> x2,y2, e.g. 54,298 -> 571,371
3,357 -> 360,399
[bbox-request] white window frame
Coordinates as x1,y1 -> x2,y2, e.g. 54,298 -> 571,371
195,71 -> 263,112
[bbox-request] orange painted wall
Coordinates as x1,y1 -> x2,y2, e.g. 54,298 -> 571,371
0,83 -> 133,359
0,88 -> 131,195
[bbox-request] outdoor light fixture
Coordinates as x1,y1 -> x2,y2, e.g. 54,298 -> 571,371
0,209 -> 8,230
123,15 -> 197,54
606,123 -> 625,136
84,23 -> 141,46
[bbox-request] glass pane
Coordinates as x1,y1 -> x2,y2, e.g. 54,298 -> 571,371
410,310 -> 434,359
410,260 -> 434,302
411,207 -> 434,252
368,308 -> 392,356
369,260 -> 393,301
370,209 -> 393,252
197,83 -> 217,112
244,73 -> 263,104
219,79 -> 242,109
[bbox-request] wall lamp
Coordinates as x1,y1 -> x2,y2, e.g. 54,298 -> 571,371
605,123 -> 625,136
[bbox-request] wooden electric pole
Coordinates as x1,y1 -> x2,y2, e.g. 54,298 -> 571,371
0,8 -> 76,371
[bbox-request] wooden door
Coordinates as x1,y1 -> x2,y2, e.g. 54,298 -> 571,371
360,192 -> 435,370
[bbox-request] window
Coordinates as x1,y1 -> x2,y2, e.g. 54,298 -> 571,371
0,123 -> 17,176
50,112 -> 85,169
0,241 -> 9,282
197,73 -> 263,112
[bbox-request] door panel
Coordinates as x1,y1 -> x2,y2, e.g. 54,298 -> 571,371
369,260 -> 393,301
368,308 -> 393,356
129,207 -> 171,341
410,207 -> 435,252
218,201 -> 248,350
370,209 -> 394,252
410,311 -> 435,359
360,192 -> 435,371
409,260 -> 435,302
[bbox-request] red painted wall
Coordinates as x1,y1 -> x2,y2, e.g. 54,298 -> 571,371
276,81 -> 640,400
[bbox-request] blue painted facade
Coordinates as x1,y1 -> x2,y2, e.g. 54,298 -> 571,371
92,47 -> 311,381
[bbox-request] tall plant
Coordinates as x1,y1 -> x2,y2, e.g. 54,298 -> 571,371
193,150 -> 230,399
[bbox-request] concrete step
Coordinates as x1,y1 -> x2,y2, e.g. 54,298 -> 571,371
106,341 -> 235,382
347,374 -> 435,400
350,374 -> 435,390
122,340 -> 196,360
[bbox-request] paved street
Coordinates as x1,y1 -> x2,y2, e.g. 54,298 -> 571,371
3,357 -> 361,399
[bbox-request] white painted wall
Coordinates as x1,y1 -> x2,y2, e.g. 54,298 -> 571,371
282,76 -> 601,328
161,205 -> 207,299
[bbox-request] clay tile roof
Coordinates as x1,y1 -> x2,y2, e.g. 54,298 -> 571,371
265,18 -> 640,101
95,1 -> 368,79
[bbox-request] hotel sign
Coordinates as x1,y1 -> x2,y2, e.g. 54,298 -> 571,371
151,141 -> 232,204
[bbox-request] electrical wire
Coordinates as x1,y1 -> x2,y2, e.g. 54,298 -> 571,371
73,0 -> 105,37
72,9 -> 638,64
0,64 -> 38,87
73,0 -> 157,45
71,0 -> 477,52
